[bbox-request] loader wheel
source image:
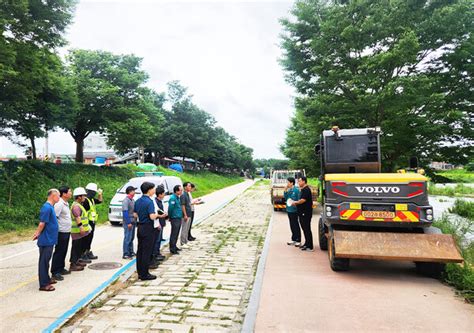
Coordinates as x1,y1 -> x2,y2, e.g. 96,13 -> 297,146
415,262 -> 445,279
318,218 -> 328,251
328,229 -> 349,271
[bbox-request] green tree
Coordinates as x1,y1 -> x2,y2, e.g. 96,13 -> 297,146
280,0 -> 473,171
1,47 -> 69,159
61,50 -> 153,162
0,0 -> 77,157
162,81 -> 216,162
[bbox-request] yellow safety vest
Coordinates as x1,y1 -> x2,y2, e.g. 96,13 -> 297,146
86,197 -> 98,222
71,202 -> 90,234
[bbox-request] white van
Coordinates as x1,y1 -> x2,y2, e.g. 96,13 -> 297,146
108,173 -> 183,225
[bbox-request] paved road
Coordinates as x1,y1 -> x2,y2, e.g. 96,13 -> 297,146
255,211 -> 474,332
64,181 -> 271,332
0,180 -> 254,333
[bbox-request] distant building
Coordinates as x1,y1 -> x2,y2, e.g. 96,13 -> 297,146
83,133 -> 117,165
429,161 -> 455,170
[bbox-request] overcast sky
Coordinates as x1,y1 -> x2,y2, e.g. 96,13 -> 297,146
0,0 -> 296,159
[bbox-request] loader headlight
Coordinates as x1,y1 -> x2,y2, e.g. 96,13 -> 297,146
426,209 -> 433,215
326,211 -> 332,217
427,214 -> 433,221
326,206 -> 332,212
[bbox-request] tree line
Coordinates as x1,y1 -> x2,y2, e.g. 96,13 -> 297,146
0,1 -> 254,172
280,0 -> 473,175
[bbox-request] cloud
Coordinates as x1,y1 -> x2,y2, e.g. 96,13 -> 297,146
1,0 -> 296,159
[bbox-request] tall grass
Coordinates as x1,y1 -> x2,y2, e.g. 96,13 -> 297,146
449,199 -> 474,220
428,183 -> 474,197
433,214 -> 474,302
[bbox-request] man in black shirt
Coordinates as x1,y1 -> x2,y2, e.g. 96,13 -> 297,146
291,176 -> 314,251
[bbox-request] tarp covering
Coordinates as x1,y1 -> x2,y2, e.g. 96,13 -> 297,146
169,163 -> 183,173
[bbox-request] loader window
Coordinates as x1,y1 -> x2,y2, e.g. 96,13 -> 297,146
326,135 -> 378,163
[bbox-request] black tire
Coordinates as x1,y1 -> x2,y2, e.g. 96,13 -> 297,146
318,218 -> 328,251
328,229 -> 350,271
110,221 -> 121,226
273,206 -> 278,211
415,262 -> 445,279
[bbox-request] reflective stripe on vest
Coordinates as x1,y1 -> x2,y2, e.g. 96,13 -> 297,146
86,197 -> 98,222
71,202 -> 90,234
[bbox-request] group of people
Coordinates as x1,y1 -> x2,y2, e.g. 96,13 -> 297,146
33,184 -> 103,291
122,181 -> 202,281
283,176 -> 314,251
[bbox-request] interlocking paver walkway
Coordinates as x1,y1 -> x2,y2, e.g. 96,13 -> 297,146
66,182 -> 270,332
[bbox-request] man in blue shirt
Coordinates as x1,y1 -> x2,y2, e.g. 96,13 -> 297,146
33,189 -> 60,291
168,185 -> 183,255
134,182 -> 159,280
284,177 -> 301,246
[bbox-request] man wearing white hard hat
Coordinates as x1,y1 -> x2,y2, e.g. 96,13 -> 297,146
70,187 -> 90,271
82,183 -> 103,260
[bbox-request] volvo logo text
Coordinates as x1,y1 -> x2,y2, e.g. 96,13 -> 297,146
355,186 -> 401,194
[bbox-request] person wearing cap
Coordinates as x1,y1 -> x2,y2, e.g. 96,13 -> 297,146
122,186 -> 137,259
70,187 -> 90,271
33,189 -> 60,291
134,181 -> 159,280
82,182 -> 103,260
51,186 -> 73,281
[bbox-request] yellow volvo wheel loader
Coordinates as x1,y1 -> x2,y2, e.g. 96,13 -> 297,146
316,127 -> 463,276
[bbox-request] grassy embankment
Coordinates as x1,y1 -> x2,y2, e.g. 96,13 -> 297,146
0,161 -> 242,244
433,202 -> 474,303
428,169 -> 474,197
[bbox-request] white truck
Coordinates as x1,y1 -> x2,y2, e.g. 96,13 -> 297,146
108,172 -> 183,225
270,169 -> 318,211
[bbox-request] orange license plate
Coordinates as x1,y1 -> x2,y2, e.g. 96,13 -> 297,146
362,211 -> 395,219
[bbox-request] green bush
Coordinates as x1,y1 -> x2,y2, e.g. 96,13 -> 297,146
449,199 -> 474,220
433,214 -> 474,302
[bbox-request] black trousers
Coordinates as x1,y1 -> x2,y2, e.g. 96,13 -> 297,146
151,227 -> 159,261
38,246 -> 53,287
51,232 -> 70,274
70,237 -> 85,264
299,213 -> 313,249
83,221 -> 95,253
287,212 -> 301,242
188,211 -> 195,239
169,218 -> 181,252
136,223 -> 154,278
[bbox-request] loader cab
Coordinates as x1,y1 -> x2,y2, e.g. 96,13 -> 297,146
317,127 -> 382,175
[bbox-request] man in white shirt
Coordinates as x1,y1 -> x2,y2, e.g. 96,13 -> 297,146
51,186 -> 73,280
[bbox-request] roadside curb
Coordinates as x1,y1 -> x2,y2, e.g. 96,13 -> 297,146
43,181 -> 254,332
241,211 -> 274,333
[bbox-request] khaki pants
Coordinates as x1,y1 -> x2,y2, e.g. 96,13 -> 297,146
180,217 -> 191,245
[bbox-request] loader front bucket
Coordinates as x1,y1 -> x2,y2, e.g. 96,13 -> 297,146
334,230 -> 463,263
